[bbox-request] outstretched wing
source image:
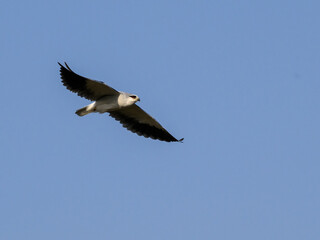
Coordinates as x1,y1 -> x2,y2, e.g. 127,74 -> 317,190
59,62 -> 119,101
109,104 -> 183,142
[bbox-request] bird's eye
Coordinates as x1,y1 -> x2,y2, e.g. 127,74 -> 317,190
130,96 -> 137,99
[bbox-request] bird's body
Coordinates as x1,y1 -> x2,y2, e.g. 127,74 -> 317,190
59,62 -> 183,142
93,95 -> 120,112
76,93 -> 136,116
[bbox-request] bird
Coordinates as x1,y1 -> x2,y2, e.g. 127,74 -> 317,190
58,62 -> 183,142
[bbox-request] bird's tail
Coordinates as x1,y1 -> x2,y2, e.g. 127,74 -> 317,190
75,102 -> 96,116
75,107 -> 94,116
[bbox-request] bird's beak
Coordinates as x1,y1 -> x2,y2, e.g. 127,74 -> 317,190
138,98 -> 140,102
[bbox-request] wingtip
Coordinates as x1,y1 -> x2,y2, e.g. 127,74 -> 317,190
58,62 -> 73,72
64,62 -> 72,71
178,138 -> 184,143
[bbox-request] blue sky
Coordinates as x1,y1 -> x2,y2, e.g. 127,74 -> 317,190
1,0 -> 320,239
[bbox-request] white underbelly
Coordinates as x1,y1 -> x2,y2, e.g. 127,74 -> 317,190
95,103 -> 117,112
95,96 -> 120,113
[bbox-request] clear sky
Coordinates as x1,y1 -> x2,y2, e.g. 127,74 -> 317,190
1,0 -> 320,239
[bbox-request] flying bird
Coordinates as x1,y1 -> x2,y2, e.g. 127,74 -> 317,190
58,62 -> 183,142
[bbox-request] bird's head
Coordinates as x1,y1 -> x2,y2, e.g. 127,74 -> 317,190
129,94 -> 140,103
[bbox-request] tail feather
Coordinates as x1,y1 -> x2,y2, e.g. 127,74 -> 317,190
76,107 -> 92,116
75,102 -> 96,116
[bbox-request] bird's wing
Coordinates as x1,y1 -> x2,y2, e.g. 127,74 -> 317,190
109,104 -> 183,142
59,62 -> 119,101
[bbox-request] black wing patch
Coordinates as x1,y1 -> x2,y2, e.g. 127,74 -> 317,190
109,109 -> 183,142
59,62 -> 118,101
